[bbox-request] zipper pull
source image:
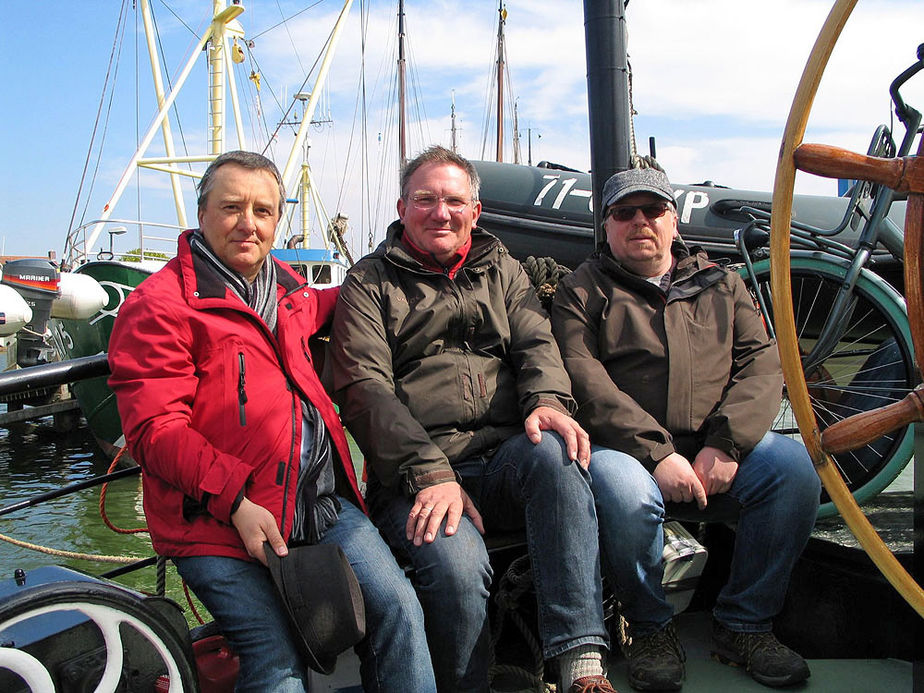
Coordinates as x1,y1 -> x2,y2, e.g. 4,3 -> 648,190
238,352 -> 248,426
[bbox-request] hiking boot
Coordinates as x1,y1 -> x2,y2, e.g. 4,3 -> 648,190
711,620 -> 810,687
569,674 -> 619,693
623,621 -> 685,691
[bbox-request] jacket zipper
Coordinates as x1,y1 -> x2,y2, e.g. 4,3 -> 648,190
237,352 -> 248,426
279,380 -> 298,533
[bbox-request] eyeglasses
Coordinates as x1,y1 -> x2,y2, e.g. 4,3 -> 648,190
408,193 -> 472,213
607,201 -> 673,222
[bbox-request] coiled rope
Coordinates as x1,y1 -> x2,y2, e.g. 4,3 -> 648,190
520,256 -> 572,313
489,553 -> 554,692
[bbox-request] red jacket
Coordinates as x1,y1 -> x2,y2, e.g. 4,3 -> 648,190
108,231 -> 363,560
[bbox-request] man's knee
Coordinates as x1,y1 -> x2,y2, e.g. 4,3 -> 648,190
750,433 -> 821,501
589,448 -> 659,504
410,530 -> 492,601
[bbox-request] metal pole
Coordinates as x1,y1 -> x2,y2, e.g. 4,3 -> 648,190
0,354 -> 110,397
495,1 -> 505,162
398,0 -> 408,167
583,0 -> 631,245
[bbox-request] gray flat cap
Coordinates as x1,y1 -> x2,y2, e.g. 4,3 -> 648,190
602,168 -> 675,208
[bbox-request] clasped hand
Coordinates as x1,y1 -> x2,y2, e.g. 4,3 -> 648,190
653,446 -> 738,510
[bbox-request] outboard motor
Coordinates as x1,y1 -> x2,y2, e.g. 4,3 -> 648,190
1,258 -> 60,367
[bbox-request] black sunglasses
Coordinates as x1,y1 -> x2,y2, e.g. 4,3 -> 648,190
607,201 -> 673,222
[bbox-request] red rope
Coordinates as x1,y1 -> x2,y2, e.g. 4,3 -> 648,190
98,446 -> 149,535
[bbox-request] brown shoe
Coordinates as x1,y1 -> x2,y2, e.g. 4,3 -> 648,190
570,674 -> 619,693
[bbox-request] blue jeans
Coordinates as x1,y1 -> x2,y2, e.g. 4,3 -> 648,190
368,432 -> 608,693
590,432 -> 820,636
174,498 -> 436,693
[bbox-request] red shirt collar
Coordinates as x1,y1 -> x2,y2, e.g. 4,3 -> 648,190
399,231 -> 472,279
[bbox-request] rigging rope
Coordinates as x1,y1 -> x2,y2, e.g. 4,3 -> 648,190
64,0 -> 130,265
0,531 -> 142,565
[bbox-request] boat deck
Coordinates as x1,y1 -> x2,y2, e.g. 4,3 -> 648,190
317,608 -> 912,692
601,610 -> 911,693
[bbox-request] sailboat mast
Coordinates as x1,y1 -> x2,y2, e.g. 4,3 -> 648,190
140,0 -> 185,229
280,0 -> 354,198
512,98 -> 520,165
398,0 -> 408,167
495,1 -> 505,162
80,1 -> 244,265
451,91 -> 459,153
583,0 -> 632,245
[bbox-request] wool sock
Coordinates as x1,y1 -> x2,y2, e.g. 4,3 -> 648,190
558,644 -> 605,690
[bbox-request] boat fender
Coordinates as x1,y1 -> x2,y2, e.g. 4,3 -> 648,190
0,284 -> 32,336
51,272 -> 109,320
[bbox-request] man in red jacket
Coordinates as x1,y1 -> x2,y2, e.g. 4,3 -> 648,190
108,151 -> 436,692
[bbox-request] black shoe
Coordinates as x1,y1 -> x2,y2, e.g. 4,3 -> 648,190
711,620 -> 810,687
623,622 -> 686,691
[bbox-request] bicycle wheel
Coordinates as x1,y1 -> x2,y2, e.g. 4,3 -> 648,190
741,256 -> 916,518
0,581 -> 199,692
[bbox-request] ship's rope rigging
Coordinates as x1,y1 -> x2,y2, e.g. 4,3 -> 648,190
66,0 -> 359,263
66,0 -> 130,248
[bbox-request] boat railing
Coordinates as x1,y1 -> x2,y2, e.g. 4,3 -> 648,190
63,218 -> 185,270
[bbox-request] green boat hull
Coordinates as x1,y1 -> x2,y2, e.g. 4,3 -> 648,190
50,261 -> 155,456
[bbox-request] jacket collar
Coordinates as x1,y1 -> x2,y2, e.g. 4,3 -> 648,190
380,220 -> 503,274
178,230 -> 303,302
596,239 -> 721,295
399,229 -> 472,278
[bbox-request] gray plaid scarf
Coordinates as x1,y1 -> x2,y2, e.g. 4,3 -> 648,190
189,231 -> 278,331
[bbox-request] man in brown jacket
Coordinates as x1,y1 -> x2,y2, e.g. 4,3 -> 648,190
330,146 -> 615,693
551,167 -> 819,691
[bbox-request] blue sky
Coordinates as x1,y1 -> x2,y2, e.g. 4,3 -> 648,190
2,0 -> 922,260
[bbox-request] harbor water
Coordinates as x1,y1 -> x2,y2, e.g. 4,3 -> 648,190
0,411 -> 197,617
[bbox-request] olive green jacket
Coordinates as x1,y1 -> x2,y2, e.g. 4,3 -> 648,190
330,222 -> 575,495
551,243 -> 782,472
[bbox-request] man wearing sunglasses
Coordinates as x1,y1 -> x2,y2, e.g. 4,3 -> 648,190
551,167 -> 819,690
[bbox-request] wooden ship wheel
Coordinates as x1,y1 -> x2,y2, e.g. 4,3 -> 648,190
771,0 -> 924,616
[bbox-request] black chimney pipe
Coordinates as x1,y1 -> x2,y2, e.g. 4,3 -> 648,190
583,0 -> 632,246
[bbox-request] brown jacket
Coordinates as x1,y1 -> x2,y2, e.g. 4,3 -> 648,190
330,222 -> 575,495
550,242 -> 782,472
